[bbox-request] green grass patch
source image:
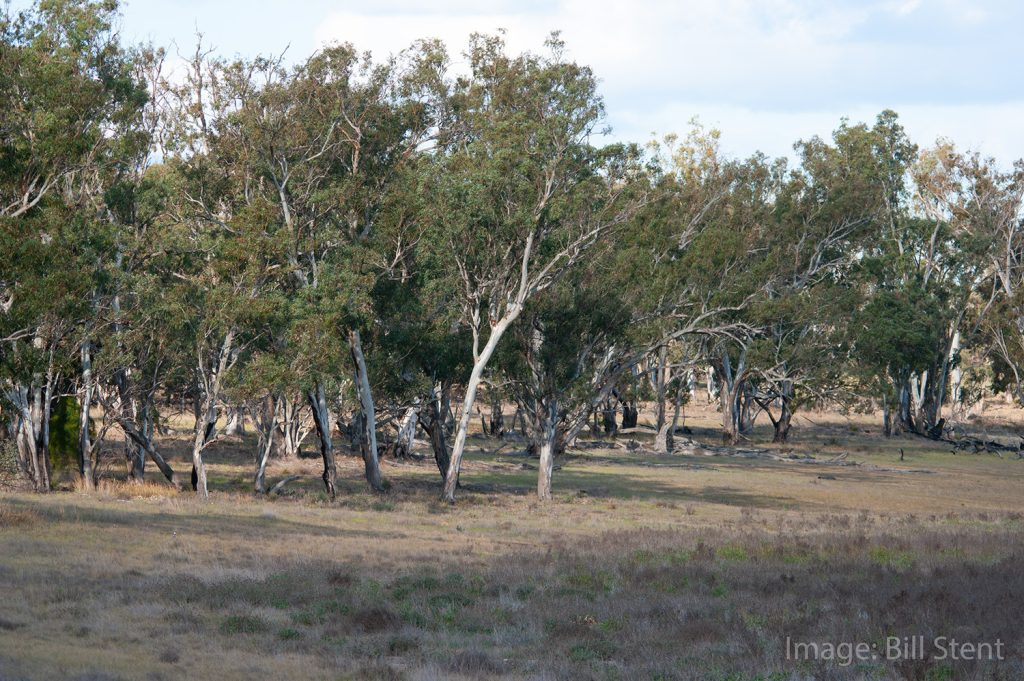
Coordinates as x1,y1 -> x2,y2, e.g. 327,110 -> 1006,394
716,545 -> 750,562
559,569 -> 615,599
220,614 -> 269,635
868,546 -> 915,571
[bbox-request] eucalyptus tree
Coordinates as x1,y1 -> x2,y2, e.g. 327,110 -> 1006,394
849,113 -> 996,435
195,40 -> 446,497
738,116 -> 898,442
652,139 -> 782,445
852,285 -> 946,436
422,33 -> 646,502
156,47 -> 292,497
497,251 -> 634,499
91,163 -> 181,485
913,146 -> 1021,422
0,0 -> 148,489
366,240 -> 472,480
937,155 -> 1024,407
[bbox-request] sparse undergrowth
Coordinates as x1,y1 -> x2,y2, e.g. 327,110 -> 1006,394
3,405 -> 1024,680
1,497 -> 1023,680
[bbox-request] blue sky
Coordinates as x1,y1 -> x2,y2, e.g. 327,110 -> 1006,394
91,0 -> 1024,162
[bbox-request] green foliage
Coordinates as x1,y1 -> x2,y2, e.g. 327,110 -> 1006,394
47,396 -> 81,472
2,0 -> 1022,492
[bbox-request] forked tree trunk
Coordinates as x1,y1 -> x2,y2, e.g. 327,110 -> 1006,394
120,420 -> 175,483
254,395 -> 278,495
307,384 -> 337,499
421,382 -> 450,477
7,384 -> 40,487
349,330 -> 384,492
190,329 -> 237,498
224,406 -> 244,436
443,313 -> 518,502
772,380 -> 794,443
668,385 -> 683,451
190,395 -> 213,497
126,398 -> 148,481
620,402 -> 638,429
653,422 -> 672,454
739,383 -> 755,436
275,396 -> 310,459
36,352 -> 55,492
773,401 -> 793,443
536,398 -> 558,501
393,405 -> 418,459
716,349 -> 747,445
897,382 -> 912,435
423,398 -> 450,480
654,378 -> 686,454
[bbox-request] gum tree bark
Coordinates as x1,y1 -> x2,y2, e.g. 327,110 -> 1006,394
5,384 -> 40,487
536,398 -> 558,501
275,395 -> 311,459
714,347 -> 748,445
443,311 -> 519,502
253,395 -> 278,495
393,405 -> 418,458
119,420 -> 176,483
307,383 -> 337,499
190,327 -> 237,498
348,329 -> 384,492
421,383 -> 451,480
77,340 -> 95,489
653,345 -> 669,434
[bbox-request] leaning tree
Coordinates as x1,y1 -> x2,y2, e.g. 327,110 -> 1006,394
421,33 -> 646,502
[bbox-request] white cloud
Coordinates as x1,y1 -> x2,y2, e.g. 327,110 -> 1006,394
313,1 -> 1024,162
616,101 -> 1024,164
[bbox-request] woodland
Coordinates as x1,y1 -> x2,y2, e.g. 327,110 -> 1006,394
2,0 -> 1023,503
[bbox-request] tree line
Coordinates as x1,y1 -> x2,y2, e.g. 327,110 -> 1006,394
3,1 -> 1023,501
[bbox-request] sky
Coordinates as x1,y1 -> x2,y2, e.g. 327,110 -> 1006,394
97,0 -> 1024,163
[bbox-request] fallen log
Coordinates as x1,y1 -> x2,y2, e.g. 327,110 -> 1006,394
268,475 -> 301,496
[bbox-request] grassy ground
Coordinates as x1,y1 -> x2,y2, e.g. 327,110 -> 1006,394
1,401 -> 1023,680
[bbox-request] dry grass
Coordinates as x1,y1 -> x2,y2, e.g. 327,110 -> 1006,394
93,478 -> 180,500
1,400 -> 1023,679
0,503 -> 40,529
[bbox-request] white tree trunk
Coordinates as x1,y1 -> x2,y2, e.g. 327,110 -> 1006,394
949,330 -> 963,413
442,312 -> 518,502
254,395 -> 278,495
190,327 -> 235,498
6,384 -> 39,486
224,406 -> 244,436
395,404 -> 418,457
349,329 -> 383,492
536,398 -> 558,501
654,345 -> 669,434
190,396 -> 212,497
78,341 -> 95,489
706,366 -> 718,402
